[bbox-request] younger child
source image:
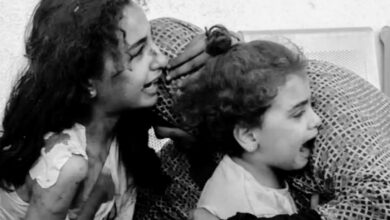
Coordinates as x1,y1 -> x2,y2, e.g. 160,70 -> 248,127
175,29 -> 322,219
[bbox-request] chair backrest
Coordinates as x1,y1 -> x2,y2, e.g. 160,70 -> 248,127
238,27 -> 381,90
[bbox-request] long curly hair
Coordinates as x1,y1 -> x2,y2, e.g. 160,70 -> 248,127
175,32 -> 307,157
0,0 -> 167,192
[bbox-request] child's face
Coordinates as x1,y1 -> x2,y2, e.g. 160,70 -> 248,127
252,72 -> 321,171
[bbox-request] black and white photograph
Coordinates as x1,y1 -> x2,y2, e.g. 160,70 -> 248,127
1,0 -> 390,219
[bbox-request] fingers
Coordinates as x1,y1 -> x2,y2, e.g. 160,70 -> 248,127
168,33 -> 206,69
173,70 -> 202,93
154,126 -> 196,151
167,34 -> 208,81
154,126 -> 194,141
167,51 -> 209,81
310,193 -> 320,210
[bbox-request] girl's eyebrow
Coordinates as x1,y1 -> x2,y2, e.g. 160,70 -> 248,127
118,29 -> 147,52
288,99 -> 309,112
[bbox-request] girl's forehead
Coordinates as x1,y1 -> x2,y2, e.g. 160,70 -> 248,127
271,74 -> 311,109
118,4 -> 149,46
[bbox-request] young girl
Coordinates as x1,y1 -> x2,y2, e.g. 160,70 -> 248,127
0,0 -> 171,219
175,30 -> 322,219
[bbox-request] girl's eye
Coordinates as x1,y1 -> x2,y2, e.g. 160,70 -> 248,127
128,45 -> 145,61
292,110 -> 305,119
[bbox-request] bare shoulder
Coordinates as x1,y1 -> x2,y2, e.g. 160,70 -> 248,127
41,129 -> 88,180
27,155 -> 88,219
31,154 -> 88,198
60,154 -> 88,182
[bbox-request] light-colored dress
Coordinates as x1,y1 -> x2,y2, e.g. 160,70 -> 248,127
0,123 -> 136,220
197,155 -> 297,219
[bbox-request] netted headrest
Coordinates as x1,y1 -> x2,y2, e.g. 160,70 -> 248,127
290,60 -> 390,218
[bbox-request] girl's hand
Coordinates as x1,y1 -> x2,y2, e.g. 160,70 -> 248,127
167,34 -> 208,81
189,208 -> 220,220
167,29 -> 241,81
154,126 -> 195,149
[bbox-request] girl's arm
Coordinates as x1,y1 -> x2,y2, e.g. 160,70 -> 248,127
25,155 -> 88,220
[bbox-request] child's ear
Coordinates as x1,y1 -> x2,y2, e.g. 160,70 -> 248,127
233,124 -> 258,153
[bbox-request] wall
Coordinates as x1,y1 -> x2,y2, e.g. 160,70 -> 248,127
0,0 -> 38,121
1,0 -> 390,119
146,0 -> 390,32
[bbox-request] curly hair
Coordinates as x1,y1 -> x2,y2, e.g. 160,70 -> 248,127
175,36 -> 307,157
0,0 -> 167,191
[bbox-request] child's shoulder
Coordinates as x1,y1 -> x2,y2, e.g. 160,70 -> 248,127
56,154 -> 88,182
198,156 -> 251,218
200,155 -> 247,200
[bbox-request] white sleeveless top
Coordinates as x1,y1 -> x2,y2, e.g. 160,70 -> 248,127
0,124 -> 136,220
198,155 -> 297,219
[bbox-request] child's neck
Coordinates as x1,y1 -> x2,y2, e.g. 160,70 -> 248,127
232,156 -> 285,189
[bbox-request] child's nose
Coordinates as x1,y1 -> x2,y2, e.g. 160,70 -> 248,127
150,43 -> 168,70
309,108 -> 322,130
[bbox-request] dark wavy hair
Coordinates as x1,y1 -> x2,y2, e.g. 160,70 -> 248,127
175,29 -> 307,157
0,0 -> 167,192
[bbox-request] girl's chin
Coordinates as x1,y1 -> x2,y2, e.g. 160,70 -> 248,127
130,96 -> 158,109
143,95 -> 159,108
293,157 -> 310,170
300,146 -> 311,159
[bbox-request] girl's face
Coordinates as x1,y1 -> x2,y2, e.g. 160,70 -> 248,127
92,4 -> 167,114
252,72 -> 321,171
